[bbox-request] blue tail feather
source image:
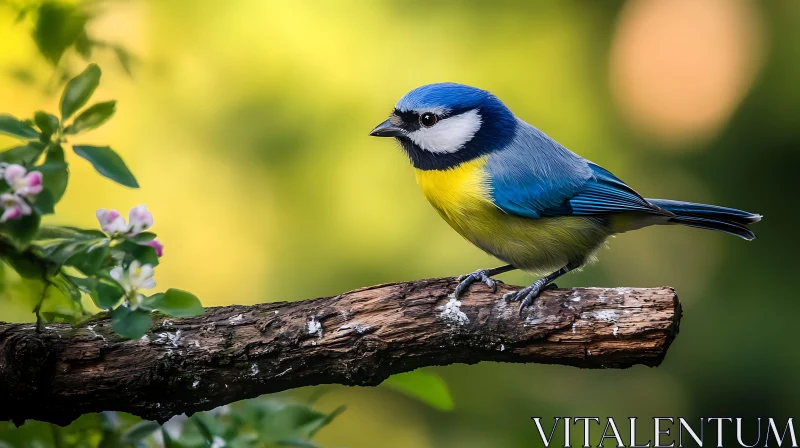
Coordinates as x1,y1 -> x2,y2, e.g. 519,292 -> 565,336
647,199 -> 762,241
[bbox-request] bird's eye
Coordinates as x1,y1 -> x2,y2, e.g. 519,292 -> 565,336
419,112 -> 438,127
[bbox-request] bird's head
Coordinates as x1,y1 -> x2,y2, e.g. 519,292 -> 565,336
370,83 -> 517,170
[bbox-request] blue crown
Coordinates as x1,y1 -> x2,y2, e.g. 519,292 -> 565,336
395,83 -> 492,112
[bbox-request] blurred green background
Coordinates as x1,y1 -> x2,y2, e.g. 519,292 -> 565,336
1,0 -> 798,446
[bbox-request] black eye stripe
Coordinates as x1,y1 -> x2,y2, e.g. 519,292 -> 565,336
393,109 -> 417,124
391,107 -> 475,134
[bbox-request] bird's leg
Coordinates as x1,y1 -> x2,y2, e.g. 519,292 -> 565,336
454,264 -> 516,298
503,261 -> 580,311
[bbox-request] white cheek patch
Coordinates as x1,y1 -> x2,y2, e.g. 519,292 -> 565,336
407,109 -> 482,154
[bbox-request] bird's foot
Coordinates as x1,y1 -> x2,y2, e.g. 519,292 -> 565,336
503,281 -> 559,313
454,269 -> 500,298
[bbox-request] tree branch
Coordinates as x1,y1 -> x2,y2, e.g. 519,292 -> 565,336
0,278 -> 681,426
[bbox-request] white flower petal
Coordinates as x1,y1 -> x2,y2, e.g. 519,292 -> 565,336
1,193 -> 19,206
3,164 -> 27,185
109,266 -> 124,282
128,205 -> 153,234
97,208 -> 128,234
0,193 -> 32,222
18,200 -> 31,215
139,264 -> 154,278
97,209 -> 109,225
107,216 -> 128,234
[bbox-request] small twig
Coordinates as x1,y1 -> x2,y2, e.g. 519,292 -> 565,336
32,278 -> 51,334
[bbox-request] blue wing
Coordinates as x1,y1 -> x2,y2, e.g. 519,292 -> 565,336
550,163 -> 667,217
486,123 -> 666,219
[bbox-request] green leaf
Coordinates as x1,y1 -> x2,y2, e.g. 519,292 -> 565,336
2,213 -> 42,247
66,100 -> 116,134
252,403 -> 341,444
130,232 -> 157,243
0,115 -> 39,140
98,411 -> 120,431
118,240 -> 159,267
33,2 -> 88,66
50,273 -> 82,302
37,225 -> 106,240
66,242 -> 109,275
146,289 -> 203,317
121,421 -> 160,444
35,227 -> 109,269
0,144 -> 45,165
32,189 -> 55,215
111,306 -> 152,339
38,238 -> 102,264
160,428 -> 183,448
39,239 -> 91,265
38,144 -> 69,202
15,7 -> 30,23
75,31 -> 92,60
98,427 -> 121,448
71,274 -> 124,310
114,46 -> 135,76
381,370 -> 454,411
307,405 -> 345,437
34,111 -> 59,137
4,251 -> 47,279
192,414 -> 216,444
93,280 -> 124,310
66,274 -> 92,291
73,145 -> 139,188
36,226 -> 82,240
60,64 -> 101,119
39,285 -> 83,324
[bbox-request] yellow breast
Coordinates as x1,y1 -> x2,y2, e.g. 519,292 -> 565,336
414,157 -> 494,226
414,158 -> 610,274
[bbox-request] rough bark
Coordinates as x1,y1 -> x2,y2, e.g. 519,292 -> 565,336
0,278 -> 681,426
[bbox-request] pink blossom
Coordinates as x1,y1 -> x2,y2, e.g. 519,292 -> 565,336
3,164 -> 43,198
145,238 -> 164,257
97,205 -> 155,237
96,209 -> 128,235
1,193 -> 32,222
128,205 -> 153,235
3,165 -> 26,184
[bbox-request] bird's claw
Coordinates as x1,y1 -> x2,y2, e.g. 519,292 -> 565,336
454,269 -> 498,298
503,282 -> 559,313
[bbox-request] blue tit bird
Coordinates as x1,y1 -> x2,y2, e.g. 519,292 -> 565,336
369,83 -> 761,310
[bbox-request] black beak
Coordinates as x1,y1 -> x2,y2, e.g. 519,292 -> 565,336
369,119 -> 405,137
